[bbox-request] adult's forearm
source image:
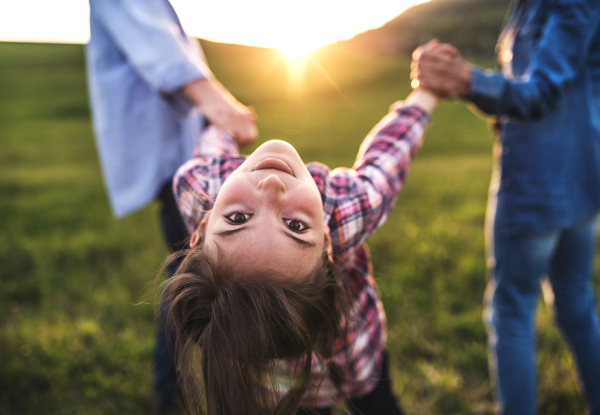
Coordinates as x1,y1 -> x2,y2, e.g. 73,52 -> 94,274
466,1 -> 600,119
180,77 -> 218,107
465,66 -> 559,120
180,78 -> 258,147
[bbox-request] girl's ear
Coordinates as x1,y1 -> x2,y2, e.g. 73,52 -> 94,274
323,224 -> 333,262
190,211 -> 211,248
190,229 -> 202,248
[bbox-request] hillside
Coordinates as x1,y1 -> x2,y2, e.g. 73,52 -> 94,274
337,0 -> 511,59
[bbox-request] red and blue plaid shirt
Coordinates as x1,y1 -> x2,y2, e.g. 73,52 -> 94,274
173,103 -> 430,407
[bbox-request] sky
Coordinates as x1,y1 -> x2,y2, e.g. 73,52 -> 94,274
0,0 -> 429,52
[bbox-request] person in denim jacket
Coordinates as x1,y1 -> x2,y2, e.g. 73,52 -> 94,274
412,0 -> 600,413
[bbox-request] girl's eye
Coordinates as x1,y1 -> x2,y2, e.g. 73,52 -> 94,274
285,219 -> 308,232
225,212 -> 251,224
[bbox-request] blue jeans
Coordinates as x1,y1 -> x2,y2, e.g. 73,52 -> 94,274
485,204 -> 600,414
154,181 -> 189,406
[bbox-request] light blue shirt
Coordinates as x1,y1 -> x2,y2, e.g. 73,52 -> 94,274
86,0 -> 210,217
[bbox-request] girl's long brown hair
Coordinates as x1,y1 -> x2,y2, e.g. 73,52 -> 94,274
157,246 -> 352,415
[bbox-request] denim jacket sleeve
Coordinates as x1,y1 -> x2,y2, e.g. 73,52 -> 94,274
88,0 -> 210,95
465,0 -> 600,120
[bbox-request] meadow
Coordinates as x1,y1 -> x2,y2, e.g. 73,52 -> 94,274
0,40 -> 597,414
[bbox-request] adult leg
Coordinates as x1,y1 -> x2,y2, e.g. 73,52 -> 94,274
548,214 -> 600,415
154,180 -> 190,409
486,212 -> 559,414
346,351 -> 405,415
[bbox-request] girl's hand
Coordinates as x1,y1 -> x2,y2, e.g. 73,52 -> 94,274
411,39 -> 471,100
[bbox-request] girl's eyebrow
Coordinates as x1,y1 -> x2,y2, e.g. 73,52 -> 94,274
282,231 -> 317,247
215,227 -> 316,248
215,227 -> 249,237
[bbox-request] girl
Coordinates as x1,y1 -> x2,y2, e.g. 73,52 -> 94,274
160,89 -> 437,415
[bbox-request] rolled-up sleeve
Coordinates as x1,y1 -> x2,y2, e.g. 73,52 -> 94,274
193,126 -> 240,158
465,0 -> 600,120
89,0 -> 210,95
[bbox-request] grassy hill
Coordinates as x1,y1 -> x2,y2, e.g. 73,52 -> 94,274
0,36 -> 594,415
338,0 -> 511,59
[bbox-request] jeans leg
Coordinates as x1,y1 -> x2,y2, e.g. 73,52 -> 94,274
154,297 -> 179,407
548,214 -> 600,415
488,223 -> 559,415
347,351 -> 404,415
154,181 -> 190,406
483,170 -> 500,411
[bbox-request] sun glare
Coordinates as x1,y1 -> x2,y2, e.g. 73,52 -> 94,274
279,41 -> 318,95
280,43 -> 314,61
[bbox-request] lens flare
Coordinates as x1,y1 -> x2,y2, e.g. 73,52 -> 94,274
279,42 -> 315,95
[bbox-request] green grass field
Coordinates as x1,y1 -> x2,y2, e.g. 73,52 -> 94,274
0,41 -> 597,415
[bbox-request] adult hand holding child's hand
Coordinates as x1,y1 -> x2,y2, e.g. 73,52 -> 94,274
411,39 -> 472,100
181,77 -> 258,147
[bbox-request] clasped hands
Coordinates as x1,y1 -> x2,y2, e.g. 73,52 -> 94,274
181,77 -> 258,148
410,39 -> 472,100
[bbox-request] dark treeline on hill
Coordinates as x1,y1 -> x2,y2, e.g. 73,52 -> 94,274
338,0 -> 511,60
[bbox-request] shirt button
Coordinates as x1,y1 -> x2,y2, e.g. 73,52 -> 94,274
503,179 -> 511,187
503,146 -> 510,155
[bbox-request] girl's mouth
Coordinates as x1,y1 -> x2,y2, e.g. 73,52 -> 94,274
253,158 -> 294,176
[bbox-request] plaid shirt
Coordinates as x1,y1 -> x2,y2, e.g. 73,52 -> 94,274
173,104 -> 430,407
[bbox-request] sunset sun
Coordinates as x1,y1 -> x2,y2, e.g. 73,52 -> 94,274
279,41 -> 316,61
277,39 -> 320,94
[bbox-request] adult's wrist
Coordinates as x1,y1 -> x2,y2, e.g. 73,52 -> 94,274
462,66 -> 489,102
181,77 -> 224,109
458,63 -> 473,98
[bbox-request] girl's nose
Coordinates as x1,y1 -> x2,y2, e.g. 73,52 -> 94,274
256,174 -> 287,194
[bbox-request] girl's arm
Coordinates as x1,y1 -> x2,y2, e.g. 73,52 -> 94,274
174,135 -> 246,234
325,90 -> 437,252
193,125 -> 240,158
405,89 -> 438,113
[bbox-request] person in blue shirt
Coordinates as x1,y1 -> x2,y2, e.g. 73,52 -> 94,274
86,0 -> 257,411
412,0 -> 600,413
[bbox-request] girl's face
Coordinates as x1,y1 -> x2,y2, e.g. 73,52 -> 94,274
190,140 -> 332,278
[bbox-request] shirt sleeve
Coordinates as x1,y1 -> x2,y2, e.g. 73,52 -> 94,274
324,105 -> 430,253
173,155 -> 246,234
89,0 -> 210,95
465,0 -> 600,119
193,125 -> 240,158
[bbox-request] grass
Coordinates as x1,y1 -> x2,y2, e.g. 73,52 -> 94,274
0,40 -> 597,414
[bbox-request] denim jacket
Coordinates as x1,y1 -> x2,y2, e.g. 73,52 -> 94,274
465,0 -> 600,234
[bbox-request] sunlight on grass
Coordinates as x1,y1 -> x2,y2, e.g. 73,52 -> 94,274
1,41 -> 598,414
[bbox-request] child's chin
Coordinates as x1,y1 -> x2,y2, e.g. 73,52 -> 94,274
251,140 -> 303,163
256,139 -> 295,152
